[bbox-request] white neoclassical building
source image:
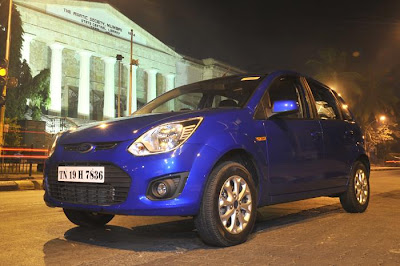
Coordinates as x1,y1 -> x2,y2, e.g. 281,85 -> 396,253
14,0 -> 245,133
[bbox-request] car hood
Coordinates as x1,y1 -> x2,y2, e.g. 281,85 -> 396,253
58,109 -> 240,145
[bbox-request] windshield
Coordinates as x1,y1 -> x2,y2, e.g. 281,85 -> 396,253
135,75 -> 264,115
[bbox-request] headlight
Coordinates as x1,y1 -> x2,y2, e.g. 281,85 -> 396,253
128,117 -> 203,156
48,132 -> 63,157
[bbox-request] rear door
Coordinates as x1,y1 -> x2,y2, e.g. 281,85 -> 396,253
261,75 -> 325,195
306,79 -> 354,188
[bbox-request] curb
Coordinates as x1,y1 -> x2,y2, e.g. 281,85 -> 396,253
0,181 -> 19,191
0,180 -> 43,192
371,167 -> 400,171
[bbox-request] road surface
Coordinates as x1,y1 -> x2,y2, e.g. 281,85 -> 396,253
1,170 -> 399,265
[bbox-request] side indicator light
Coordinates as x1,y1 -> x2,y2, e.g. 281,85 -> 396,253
255,136 -> 267,142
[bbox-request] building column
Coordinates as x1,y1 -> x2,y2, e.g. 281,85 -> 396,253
166,74 -> 176,92
166,73 -> 176,111
62,85 -> 69,117
126,64 -> 138,115
49,43 -> 64,115
21,33 -> 35,65
77,50 -> 92,119
102,57 -> 116,120
146,68 -> 158,102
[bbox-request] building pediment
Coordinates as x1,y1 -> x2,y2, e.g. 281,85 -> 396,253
46,4 -> 148,45
15,0 -> 181,57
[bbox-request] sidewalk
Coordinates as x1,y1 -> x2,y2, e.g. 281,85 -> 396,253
0,166 -> 399,192
0,173 -> 43,191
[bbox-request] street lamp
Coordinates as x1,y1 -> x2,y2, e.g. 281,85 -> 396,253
365,115 -> 387,160
0,0 -> 13,147
116,54 -> 124,118
366,115 -> 387,128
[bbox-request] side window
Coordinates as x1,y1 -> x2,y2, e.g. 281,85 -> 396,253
212,96 -> 239,108
267,77 -> 305,119
336,95 -> 354,121
308,80 -> 341,120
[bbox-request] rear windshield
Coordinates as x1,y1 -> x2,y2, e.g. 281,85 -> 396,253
135,76 -> 264,115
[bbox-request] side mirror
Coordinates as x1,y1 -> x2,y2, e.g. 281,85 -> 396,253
271,100 -> 299,116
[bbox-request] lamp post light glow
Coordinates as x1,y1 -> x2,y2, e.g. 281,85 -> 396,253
365,114 -> 388,158
0,68 -> 6,77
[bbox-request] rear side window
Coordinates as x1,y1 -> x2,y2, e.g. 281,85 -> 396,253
336,95 -> 354,121
308,80 -> 341,120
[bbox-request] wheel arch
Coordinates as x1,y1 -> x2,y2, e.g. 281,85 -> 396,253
356,154 -> 370,174
192,121 -> 269,208
208,148 -> 264,203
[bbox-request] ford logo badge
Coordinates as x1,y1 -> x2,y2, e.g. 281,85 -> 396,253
77,143 -> 94,153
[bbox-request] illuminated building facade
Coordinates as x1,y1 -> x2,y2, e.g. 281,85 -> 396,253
15,0 -> 245,132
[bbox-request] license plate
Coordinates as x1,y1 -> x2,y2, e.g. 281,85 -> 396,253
58,166 -> 105,183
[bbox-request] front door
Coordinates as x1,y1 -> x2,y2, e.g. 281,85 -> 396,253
261,76 -> 324,195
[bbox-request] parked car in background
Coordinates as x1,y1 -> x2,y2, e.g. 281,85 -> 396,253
44,71 -> 370,246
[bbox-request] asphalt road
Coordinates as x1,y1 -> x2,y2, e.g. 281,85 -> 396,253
1,170 -> 400,266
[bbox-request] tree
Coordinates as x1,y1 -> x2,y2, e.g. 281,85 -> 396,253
0,0 -> 50,120
307,48 -> 400,162
4,117 -> 21,146
307,48 -> 399,127
306,48 -> 363,103
0,0 -> 32,120
365,123 -> 394,151
4,59 -> 32,119
0,0 -> 23,79
352,72 -> 399,129
358,72 -> 400,161
28,69 -> 50,120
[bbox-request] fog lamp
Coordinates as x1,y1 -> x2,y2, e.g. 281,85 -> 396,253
156,182 -> 167,197
151,179 -> 176,199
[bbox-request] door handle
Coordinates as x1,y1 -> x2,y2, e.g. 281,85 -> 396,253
310,131 -> 322,140
344,130 -> 354,138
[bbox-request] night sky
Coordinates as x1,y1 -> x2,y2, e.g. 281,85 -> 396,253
95,0 -> 400,74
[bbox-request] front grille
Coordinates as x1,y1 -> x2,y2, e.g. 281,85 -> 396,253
64,142 -> 118,152
47,162 -> 131,206
96,142 -> 118,150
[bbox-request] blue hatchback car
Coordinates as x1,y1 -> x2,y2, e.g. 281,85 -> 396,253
44,71 -> 370,246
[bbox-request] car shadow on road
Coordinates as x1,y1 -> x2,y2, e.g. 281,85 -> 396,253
253,203 -> 343,234
43,202 -> 344,258
69,218 -> 204,251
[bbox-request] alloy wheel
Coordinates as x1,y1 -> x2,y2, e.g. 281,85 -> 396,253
218,175 -> 252,234
354,169 -> 368,205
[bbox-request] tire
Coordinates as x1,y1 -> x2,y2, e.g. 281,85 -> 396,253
63,209 -> 114,227
340,161 -> 370,213
194,161 -> 257,246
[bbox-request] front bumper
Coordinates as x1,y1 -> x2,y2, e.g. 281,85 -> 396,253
44,140 -> 218,216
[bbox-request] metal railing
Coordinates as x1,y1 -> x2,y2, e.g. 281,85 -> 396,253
0,147 -> 48,176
